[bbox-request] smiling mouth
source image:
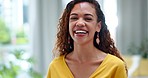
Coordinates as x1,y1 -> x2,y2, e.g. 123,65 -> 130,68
74,30 -> 88,34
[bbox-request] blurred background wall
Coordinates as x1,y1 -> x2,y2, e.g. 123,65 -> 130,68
117,0 -> 148,54
29,0 -> 63,75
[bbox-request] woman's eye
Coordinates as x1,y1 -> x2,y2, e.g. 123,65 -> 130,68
70,17 -> 78,20
84,18 -> 92,21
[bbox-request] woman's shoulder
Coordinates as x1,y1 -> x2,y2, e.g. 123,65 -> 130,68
106,54 -> 125,65
50,55 -> 65,65
101,54 -> 126,72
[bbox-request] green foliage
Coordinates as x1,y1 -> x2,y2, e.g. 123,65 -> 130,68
0,18 -> 29,45
128,39 -> 148,59
0,49 -> 43,78
16,37 -> 29,44
29,68 -> 43,78
0,18 -> 11,44
139,39 -> 148,58
16,27 -> 26,38
16,27 -> 29,44
0,62 -> 21,78
128,43 -> 140,55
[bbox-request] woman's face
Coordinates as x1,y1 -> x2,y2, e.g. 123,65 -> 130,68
69,2 -> 101,45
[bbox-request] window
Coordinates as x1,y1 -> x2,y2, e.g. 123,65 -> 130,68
103,0 -> 118,41
0,0 -> 30,46
0,0 -> 41,77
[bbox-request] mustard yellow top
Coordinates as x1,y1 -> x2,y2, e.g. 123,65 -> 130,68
46,54 -> 127,78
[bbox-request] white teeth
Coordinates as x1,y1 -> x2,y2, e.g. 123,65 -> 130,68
75,30 -> 87,34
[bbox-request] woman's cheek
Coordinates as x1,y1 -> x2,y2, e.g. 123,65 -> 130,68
69,25 -> 73,36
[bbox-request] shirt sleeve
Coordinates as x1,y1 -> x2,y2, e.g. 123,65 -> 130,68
114,62 -> 128,78
46,64 -> 51,78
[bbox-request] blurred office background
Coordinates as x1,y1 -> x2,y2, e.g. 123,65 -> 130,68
0,0 -> 147,78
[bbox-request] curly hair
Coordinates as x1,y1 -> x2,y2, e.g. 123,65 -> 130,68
54,0 -> 126,67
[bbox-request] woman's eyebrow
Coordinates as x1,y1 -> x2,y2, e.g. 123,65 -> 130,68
70,13 -> 94,17
70,13 -> 78,16
84,14 -> 94,17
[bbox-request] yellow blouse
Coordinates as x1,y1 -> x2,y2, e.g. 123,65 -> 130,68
46,54 -> 127,78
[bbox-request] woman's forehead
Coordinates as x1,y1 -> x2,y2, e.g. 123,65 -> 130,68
70,2 -> 96,15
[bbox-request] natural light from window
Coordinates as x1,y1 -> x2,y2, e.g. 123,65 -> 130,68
103,0 -> 118,41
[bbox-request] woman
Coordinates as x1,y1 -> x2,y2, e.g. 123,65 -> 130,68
47,0 -> 127,78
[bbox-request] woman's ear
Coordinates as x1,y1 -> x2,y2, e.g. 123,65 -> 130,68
96,21 -> 101,32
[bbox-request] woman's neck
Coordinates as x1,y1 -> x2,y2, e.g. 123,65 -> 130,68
71,43 -> 102,63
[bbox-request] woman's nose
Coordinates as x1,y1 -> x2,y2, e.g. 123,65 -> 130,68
76,19 -> 85,27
